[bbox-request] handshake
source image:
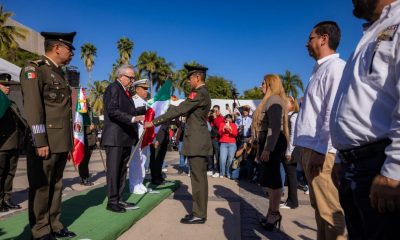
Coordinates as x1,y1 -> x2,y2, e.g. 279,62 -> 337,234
133,116 -> 154,128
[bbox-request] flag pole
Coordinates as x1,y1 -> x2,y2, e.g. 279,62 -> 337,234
69,151 -> 79,172
127,128 -> 147,167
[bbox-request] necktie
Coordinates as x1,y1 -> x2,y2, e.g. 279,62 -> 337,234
125,90 -> 132,98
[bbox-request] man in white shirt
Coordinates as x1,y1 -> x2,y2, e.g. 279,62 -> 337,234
330,0 -> 400,239
294,21 -> 347,239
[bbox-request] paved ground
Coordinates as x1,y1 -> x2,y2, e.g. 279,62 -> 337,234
2,149 -> 317,240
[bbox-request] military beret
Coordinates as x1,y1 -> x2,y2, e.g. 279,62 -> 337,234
0,73 -> 11,85
184,64 -> 208,78
41,32 -> 76,50
132,79 -> 150,88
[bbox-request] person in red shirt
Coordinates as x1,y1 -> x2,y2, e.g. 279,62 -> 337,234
218,114 -> 238,178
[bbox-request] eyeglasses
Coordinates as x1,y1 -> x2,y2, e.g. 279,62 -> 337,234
308,35 -> 320,43
123,74 -> 136,81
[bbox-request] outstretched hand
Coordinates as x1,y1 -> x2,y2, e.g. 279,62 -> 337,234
144,121 -> 154,128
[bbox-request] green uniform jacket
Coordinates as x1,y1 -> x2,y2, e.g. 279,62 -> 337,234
0,101 -> 27,151
20,56 -> 73,153
153,85 -> 212,156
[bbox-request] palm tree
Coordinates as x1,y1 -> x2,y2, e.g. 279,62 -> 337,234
87,80 -> 109,115
0,4 -> 27,57
117,37 -> 133,64
80,43 -> 97,86
280,70 -> 304,99
137,51 -> 158,94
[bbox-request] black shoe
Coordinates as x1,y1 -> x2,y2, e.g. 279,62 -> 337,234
53,228 -> 76,238
106,203 -> 126,213
3,200 -> 22,210
0,204 -> 9,212
34,233 -> 56,240
80,178 -> 94,186
178,169 -> 184,174
151,179 -> 165,186
118,201 -> 139,210
180,213 -> 206,224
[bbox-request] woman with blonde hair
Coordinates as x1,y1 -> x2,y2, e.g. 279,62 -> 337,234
252,74 -> 289,231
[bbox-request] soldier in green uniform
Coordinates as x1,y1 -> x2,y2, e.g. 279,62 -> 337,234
0,74 -> 27,212
20,32 -> 77,240
144,64 -> 213,224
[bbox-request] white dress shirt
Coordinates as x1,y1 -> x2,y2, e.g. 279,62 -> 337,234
330,1 -> 400,180
294,53 -> 346,154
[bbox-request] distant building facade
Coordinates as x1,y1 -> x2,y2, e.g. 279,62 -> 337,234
6,18 -> 44,55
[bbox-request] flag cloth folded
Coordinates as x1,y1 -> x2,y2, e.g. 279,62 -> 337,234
141,80 -> 172,148
0,90 -> 11,119
71,87 -> 86,166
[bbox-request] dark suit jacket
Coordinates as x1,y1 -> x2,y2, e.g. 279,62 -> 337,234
101,81 -> 145,147
153,85 -> 212,156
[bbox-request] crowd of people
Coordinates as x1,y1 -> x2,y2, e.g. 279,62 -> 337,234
0,0 -> 399,239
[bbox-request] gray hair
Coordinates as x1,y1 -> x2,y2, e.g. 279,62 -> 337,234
116,64 -> 134,78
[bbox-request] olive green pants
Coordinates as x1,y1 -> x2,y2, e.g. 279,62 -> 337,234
27,146 -> 67,238
0,149 -> 19,203
188,156 -> 208,218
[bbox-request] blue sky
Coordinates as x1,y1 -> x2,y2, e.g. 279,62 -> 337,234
6,0 -> 365,96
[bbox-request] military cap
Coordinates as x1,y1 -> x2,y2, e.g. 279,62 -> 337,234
132,79 -> 150,88
41,32 -> 76,50
184,64 -> 208,78
0,73 -> 11,85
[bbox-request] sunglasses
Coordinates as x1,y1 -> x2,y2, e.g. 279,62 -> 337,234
123,74 -> 136,81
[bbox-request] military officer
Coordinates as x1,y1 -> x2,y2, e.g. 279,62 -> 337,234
128,79 -> 151,194
20,32 -> 77,240
0,74 -> 27,212
144,64 -> 213,224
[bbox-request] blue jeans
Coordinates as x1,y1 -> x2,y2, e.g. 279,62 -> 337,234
178,141 -> 187,169
219,142 -> 237,178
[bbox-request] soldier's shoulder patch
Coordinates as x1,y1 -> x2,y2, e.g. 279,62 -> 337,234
23,66 -> 36,72
30,59 -> 46,67
188,92 -> 197,100
24,70 -> 37,80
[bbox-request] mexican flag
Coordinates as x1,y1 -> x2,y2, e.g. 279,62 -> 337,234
141,79 -> 172,148
0,90 -> 11,119
71,87 -> 87,166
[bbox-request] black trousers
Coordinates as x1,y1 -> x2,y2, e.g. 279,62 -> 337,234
78,142 -> 93,179
283,162 -> 299,208
208,139 -> 220,172
0,149 -> 19,203
339,149 -> 400,239
150,142 -> 168,184
188,156 -> 208,218
105,146 -> 131,204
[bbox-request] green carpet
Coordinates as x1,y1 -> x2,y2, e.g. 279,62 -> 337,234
0,180 -> 180,240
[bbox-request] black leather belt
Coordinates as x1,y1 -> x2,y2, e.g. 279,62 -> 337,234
338,138 -> 391,164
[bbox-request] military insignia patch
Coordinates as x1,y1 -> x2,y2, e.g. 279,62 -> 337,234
188,92 -> 197,100
24,66 -> 35,72
377,24 -> 398,41
25,71 -> 37,79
